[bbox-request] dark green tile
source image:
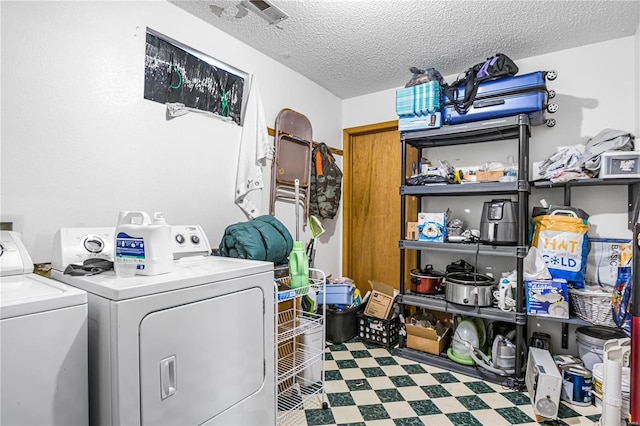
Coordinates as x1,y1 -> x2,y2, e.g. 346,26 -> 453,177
388,347 -> 400,355
500,391 -> 530,405
408,399 -> 441,416
336,359 -> 358,369
300,381 -> 322,395
329,343 -> 348,351
375,388 -> 405,403
351,350 -> 372,358
540,420 -> 568,426
420,384 -> 451,398
327,392 -> 356,407
345,378 -> 372,391
389,375 -> 417,387
345,337 -> 360,344
557,402 -> 581,419
445,411 -> 483,426
394,417 -> 424,426
324,352 -> 334,361
375,356 -> 398,366
456,395 -> 490,411
401,364 -> 426,374
431,372 -> 459,383
305,408 -> 336,425
361,340 -> 381,349
586,414 -> 601,422
464,381 -> 495,394
362,367 -> 386,377
358,404 -> 390,421
324,370 -> 343,381
495,407 -> 534,424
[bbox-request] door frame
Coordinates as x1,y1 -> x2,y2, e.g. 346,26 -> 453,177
341,120 -> 399,277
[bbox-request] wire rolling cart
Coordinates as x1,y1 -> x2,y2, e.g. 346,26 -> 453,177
274,268 -> 328,425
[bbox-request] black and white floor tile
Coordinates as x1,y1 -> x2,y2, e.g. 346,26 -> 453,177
290,339 -> 602,426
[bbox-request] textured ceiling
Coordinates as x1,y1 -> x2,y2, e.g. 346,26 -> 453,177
169,0 -> 640,99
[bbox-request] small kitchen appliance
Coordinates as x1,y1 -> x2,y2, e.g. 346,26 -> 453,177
526,347 -> 562,421
444,272 -> 495,307
479,199 -> 518,245
410,265 -> 445,294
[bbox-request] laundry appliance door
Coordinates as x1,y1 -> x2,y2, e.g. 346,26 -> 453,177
139,286 -> 267,425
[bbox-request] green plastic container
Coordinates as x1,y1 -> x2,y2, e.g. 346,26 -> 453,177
288,241 -> 309,289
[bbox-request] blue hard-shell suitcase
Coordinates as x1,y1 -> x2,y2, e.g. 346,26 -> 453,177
442,71 -> 557,126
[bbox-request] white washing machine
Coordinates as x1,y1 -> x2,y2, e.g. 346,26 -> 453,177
51,226 -> 275,426
0,231 -> 88,425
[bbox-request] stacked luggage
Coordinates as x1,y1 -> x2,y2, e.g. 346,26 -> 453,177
396,80 -> 442,131
396,56 -> 558,129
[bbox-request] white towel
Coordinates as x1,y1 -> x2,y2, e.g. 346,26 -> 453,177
235,76 -> 272,218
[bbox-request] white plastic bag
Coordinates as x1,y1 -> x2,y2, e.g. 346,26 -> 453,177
523,246 -> 552,280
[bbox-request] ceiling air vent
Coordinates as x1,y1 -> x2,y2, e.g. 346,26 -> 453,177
241,0 -> 288,25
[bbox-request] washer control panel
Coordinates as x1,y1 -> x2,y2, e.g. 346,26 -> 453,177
0,231 -> 35,276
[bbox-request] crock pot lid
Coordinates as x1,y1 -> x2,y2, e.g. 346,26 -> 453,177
576,326 -> 626,345
445,272 -> 493,285
411,266 -> 444,277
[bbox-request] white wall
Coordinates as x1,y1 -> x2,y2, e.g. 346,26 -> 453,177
344,37 -> 638,240
1,1 -> 343,276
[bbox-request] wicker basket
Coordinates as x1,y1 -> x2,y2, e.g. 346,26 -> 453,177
569,287 -> 616,327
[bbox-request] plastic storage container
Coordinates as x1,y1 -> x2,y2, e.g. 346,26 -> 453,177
288,241 -> 309,289
575,326 -> 626,371
324,304 -> 365,344
298,317 -> 323,382
114,211 -> 172,277
357,312 -> 400,348
317,284 -> 355,306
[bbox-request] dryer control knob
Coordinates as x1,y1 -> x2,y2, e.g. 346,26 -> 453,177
191,235 -> 200,244
175,234 -> 185,244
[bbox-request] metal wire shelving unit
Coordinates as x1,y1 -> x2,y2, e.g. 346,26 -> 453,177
274,268 -> 328,425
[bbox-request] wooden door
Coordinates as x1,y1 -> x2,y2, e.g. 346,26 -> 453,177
342,121 -> 417,297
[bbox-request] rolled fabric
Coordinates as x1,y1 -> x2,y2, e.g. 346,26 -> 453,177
219,215 -> 293,265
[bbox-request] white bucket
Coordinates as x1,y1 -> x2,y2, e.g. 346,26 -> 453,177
114,211 -> 172,277
575,326 -> 626,371
591,363 -> 630,419
298,317 -> 323,383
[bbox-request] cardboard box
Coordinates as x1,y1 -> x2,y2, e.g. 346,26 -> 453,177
405,311 -> 452,355
406,222 -> 418,240
526,278 -> 569,319
364,280 -> 397,320
417,212 -> 447,242
476,170 -> 504,182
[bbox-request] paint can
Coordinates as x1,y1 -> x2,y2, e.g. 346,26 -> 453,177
561,364 -> 593,406
554,354 -> 583,370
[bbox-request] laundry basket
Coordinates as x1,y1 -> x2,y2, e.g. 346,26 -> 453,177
569,287 -> 616,327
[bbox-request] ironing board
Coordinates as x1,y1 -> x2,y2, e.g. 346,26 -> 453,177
269,108 -> 312,221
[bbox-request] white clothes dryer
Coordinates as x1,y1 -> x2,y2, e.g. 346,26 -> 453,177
0,231 -> 88,426
51,227 -> 275,426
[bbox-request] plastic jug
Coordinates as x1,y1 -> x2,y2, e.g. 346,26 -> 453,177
114,211 -> 173,278
289,241 -> 309,290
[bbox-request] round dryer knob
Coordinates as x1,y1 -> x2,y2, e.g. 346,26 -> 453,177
191,235 -> 200,244
84,236 -> 105,253
175,234 -> 185,244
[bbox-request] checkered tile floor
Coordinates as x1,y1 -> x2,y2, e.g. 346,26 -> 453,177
285,338 -> 602,426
